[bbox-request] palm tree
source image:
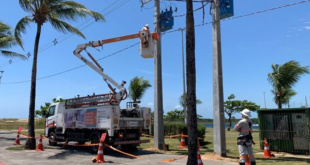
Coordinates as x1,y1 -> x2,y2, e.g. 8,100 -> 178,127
14,0 -> 104,149
0,22 -> 27,60
185,0 -> 197,164
271,87 -> 296,107
128,76 -> 151,106
179,93 -> 202,123
268,60 -> 309,109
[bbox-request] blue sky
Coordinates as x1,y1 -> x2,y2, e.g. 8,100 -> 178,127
0,0 -> 310,119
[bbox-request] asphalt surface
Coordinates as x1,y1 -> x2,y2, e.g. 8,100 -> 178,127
0,131 -> 237,165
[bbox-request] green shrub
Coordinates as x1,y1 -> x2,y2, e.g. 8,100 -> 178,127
150,122 -> 206,143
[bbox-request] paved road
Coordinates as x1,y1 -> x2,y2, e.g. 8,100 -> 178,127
0,131 -> 237,165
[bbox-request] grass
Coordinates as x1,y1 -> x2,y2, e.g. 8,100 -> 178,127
139,128 -> 310,165
6,145 -> 25,151
0,118 -> 45,130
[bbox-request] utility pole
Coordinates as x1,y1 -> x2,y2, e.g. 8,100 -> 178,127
154,0 -> 164,150
263,92 -> 266,108
212,0 -> 227,157
179,28 -> 187,124
305,96 -> 308,108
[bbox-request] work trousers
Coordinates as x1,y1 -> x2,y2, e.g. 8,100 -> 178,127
238,143 -> 255,163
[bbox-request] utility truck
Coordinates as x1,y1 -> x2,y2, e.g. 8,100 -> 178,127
43,25 -> 159,152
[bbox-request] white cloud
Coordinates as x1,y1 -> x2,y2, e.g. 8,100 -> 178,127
304,26 -> 310,30
174,105 -> 182,109
147,102 -> 154,106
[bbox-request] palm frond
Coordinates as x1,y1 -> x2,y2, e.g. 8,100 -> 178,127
47,17 -> 85,38
129,76 -> 151,101
50,1 -> 105,22
0,36 -> 16,49
19,0 -> 35,13
14,16 -> 32,50
0,50 -> 28,60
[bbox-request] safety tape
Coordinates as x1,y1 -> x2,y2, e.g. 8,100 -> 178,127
182,135 -> 203,140
104,144 -> 143,159
164,134 -> 181,138
161,155 -> 188,162
142,133 -> 182,138
20,133 -> 39,139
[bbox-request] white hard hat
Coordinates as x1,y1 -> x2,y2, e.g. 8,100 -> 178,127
241,109 -> 251,117
144,24 -> 149,28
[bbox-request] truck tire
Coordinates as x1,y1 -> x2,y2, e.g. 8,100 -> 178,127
90,135 -> 99,154
48,131 -> 58,146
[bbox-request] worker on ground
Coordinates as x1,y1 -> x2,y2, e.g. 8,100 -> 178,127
234,109 -> 256,165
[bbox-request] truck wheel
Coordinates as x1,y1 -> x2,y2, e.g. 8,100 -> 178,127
48,132 -> 57,146
90,135 -> 99,154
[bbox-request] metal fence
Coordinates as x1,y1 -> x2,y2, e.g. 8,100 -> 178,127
258,108 -> 310,154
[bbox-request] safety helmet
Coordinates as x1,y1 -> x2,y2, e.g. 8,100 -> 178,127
144,24 -> 149,29
241,109 -> 251,117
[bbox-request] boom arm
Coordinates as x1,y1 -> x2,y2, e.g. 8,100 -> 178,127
73,29 -> 157,103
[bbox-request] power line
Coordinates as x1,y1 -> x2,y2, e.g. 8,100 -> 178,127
2,0 -> 309,84
1,42 -> 139,84
163,0 -> 310,34
1,0 -> 130,68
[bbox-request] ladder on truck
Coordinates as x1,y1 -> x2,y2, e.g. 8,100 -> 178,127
65,93 -> 117,108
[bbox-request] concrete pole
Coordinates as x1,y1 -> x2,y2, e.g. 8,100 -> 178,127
154,0 -> 164,150
180,28 -> 187,124
212,0 -> 227,157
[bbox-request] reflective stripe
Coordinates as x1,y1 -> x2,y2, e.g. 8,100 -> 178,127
98,150 -> 103,154
264,147 -> 269,150
197,151 -> 200,154
181,139 -> 185,142
38,142 -> 42,144
241,129 -> 251,132
99,143 -> 102,146
198,159 -> 202,163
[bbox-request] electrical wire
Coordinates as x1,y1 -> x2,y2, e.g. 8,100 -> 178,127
162,0 -> 310,34
1,42 -> 140,84
2,0 -> 310,84
1,0 -> 130,68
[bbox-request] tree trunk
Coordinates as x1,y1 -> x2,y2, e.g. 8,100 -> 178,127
227,113 -> 231,131
25,23 -> 42,149
186,0 -> 197,164
277,90 -> 282,109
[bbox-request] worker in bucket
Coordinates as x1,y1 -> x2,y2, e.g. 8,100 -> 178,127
141,24 -> 149,47
234,109 -> 256,165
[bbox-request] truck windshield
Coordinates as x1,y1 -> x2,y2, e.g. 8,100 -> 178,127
48,106 -> 56,116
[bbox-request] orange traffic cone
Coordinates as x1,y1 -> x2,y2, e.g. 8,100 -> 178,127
95,142 -> 105,163
197,143 -> 203,165
263,138 -> 273,158
13,133 -> 21,145
36,134 -> 44,151
245,154 -> 251,165
179,133 -> 186,148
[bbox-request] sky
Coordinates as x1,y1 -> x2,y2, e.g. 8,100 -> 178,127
0,0 -> 310,119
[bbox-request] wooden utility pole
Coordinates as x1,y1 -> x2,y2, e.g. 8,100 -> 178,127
154,0 -> 164,150
212,0 -> 227,156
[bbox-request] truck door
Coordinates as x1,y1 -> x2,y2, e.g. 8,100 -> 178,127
45,105 -> 56,136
